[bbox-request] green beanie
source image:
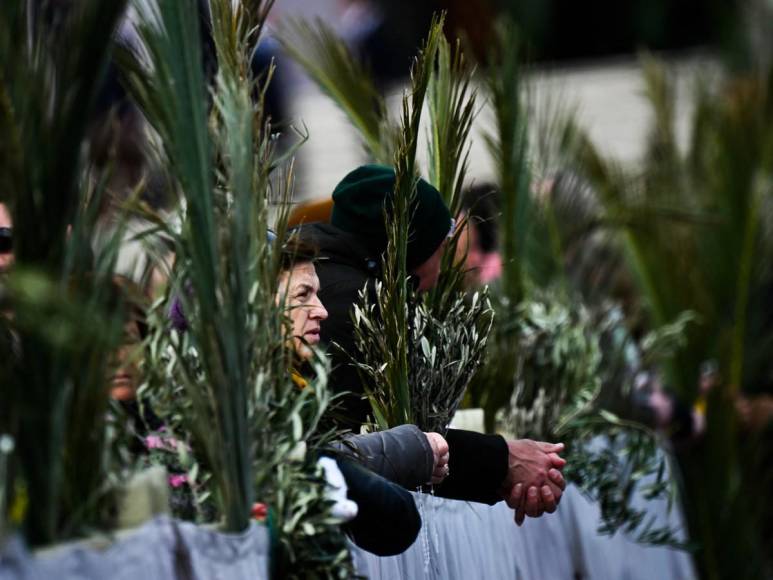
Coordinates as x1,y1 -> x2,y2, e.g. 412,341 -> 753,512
331,164 -> 452,270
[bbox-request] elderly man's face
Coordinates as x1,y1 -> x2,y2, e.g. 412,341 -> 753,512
0,203 -> 13,273
277,261 -> 328,360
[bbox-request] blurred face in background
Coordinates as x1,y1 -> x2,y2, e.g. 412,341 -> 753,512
109,317 -> 143,401
0,203 -> 14,273
455,212 -> 502,287
277,261 -> 328,360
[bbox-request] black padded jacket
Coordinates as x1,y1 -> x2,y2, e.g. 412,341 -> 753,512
298,222 -> 508,505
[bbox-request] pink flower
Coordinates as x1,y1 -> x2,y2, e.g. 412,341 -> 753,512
168,474 -> 188,488
145,435 -> 165,450
145,434 -> 181,452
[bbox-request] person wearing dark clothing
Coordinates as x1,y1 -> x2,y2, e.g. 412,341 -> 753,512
278,238 -> 440,555
297,165 -> 568,523
300,221 -> 510,506
334,458 -> 420,556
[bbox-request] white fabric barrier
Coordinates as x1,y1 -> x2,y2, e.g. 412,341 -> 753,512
0,486 -> 695,580
0,517 -> 269,580
352,485 -> 697,580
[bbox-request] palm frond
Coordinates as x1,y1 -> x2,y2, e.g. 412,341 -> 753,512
276,17 -> 393,163
122,0 -> 267,532
425,31 -> 479,316
481,19 -> 535,305
380,13 -> 443,428
426,34 -> 477,215
348,14 -> 443,430
1,0 -> 131,546
124,6 -> 350,566
348,15 -> 493,433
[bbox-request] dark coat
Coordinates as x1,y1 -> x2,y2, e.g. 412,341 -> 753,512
299,222 -> 508,505
335,457 -> 421,556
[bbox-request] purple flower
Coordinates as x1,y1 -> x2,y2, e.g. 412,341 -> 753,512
168,295 -> 189,332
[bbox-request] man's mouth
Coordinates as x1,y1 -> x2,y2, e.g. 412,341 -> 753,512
304,329 -> 320,343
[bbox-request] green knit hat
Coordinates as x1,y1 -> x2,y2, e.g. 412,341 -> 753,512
331,164 -> 452,269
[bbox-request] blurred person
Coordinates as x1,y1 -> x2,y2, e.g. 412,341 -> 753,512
548,171 -> 642,323
339,0 -> 383,45
277,237 -> 448,555
457,184 -> 502,287
105,277 -> 162,435
277,238 -> 450,486
737,394 -> 773,432
633,370 -> 709,444
297,164 -> 567,525
109,307 -> 144,404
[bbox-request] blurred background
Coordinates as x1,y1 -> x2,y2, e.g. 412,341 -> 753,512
3,1 -> 772,578
266,0 -> 739,198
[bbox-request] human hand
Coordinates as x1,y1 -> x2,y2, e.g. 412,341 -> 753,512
424,432 -> 450,484
500,440 -> 566,526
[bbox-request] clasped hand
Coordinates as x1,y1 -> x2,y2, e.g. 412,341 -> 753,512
500,439 -> 567,526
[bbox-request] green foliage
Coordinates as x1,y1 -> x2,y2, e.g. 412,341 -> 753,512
425,32 -> 479,318
346,17 -> 495,435
467,18 -> 563,428
426,34 -> 477,216
482,20 -> 539,305
496,292 -> 692,547
467,17 -> 695,549
344,15 -> 440,430
565,429 -> 687,548
123,0 -> 251,532
377,13 -> 445,429
561,55 -> 773,576
283,12 -> 487,435
122,1 -> 353,573
0,0 -> 131,546
497,296 -> 602,439
144,335 -> 354,574
353,283 -> 493,433
408,291 -> 493,433
270,444 -> 358,579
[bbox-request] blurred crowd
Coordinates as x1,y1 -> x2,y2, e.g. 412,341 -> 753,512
2,1 -> 773,578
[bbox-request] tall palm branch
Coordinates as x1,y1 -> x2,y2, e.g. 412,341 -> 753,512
119,0 -> 336,538
425,33 -> 479,317
0,0 -> 131,546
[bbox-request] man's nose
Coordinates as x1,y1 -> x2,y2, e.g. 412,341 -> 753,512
310,297 -> 328,320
